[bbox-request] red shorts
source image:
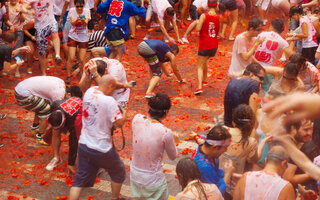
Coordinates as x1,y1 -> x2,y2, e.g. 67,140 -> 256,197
68,37 -> 88,48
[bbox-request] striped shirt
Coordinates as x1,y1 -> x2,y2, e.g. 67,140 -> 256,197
88,31 -> 107,50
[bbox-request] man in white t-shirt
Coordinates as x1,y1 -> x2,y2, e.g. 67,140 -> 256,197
69,75 -> 127,200
228,17 -> 264,77
79,57 -> 133,109
254,19 -> 294,93
23,0 -> 62,76
144,0 -> 183,44
130,92 -> 178,199
14,76 -> 66,142
234,146 -> 295,200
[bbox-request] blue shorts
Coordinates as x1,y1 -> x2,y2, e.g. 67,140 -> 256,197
198,48 -> 217,57
104,45 -> 126,57
73,144 -> 126,187
190,5 -> 199,20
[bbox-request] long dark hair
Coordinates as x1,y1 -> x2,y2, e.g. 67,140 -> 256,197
232,104 -> 255,148
176,158 -> 208,200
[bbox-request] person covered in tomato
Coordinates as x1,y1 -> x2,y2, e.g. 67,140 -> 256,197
46,86 -> 83,173
254,19 -> 295,93
96,0 -> 146,61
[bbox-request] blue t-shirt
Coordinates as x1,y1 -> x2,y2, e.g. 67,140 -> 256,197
193,146 -> 226,195
224,77 -> 259,127
97,0 -> 146,38
145,39 -> 172,63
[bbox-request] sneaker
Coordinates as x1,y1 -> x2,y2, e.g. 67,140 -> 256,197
37,137 -> 49,146
55,55 -> 62,65
31,124 -> 39,131
143,34 -> 150,40
194,89 -> 203,95
0,144 -> 3,148
27,68 -> 32,74
0,113 -> 6,120
46,157 -> 61,171
181,37 -> 189,44
145,92 -> 155,98
35,132 -> 43,139
15,71 -> 21,78
202,81 -> 208,86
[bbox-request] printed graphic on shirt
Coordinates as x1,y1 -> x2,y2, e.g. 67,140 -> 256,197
208,22 -> 216,38
83,102 -> 98,126
60,97 -> 83,116
108,0 -> 124,17
255,40 -> 279,63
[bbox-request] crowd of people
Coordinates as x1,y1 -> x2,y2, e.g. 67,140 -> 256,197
1,0 -> 320,199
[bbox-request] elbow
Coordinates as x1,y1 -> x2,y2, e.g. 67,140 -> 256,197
315,52 -> 320,60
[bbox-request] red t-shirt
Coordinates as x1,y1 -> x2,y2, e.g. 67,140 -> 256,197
199,13 -> 220,51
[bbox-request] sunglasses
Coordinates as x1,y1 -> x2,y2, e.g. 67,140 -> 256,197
255,28 -> 263,32
76,5 -> 84,8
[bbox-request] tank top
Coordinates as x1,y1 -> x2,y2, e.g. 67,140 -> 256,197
199,13 -> 219,51
268,77 -> 302,95
245,171 -> 288,200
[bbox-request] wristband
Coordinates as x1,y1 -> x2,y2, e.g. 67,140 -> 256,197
91,72 -> 98,79
194,134 -> 201,141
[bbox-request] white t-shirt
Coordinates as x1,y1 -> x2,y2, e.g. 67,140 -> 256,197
15,76 -> 66,101
193,0 -> 208,9
130,114 -> 178,186
0,6 -> 6,28
300,16 -> 318,48
26,0 -> 56,29
68,8 -> 91,42
151,0 -> 176,21
229,32 -> 256,77
79,86 -> 123,153
104,58 -> 130,103
254,31 -> 289,66
53,0 -> 65,15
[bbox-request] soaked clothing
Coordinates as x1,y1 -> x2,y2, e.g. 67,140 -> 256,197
244,171 -> 289,200
51,97 -> 83,165
193,145 -> 226,195
224,77 -> 259,127
268,77 -> 302,95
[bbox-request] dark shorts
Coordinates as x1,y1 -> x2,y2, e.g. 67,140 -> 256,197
68,37 -> 89,48
72,144 -> 126,187
105,28 -> 125,48
190,5 -> 199,20
221,0 -> 238,11
145,55 -> 162,77
302,46 -> 317,65
24,28 -> 36,43
198,48 -> 217,57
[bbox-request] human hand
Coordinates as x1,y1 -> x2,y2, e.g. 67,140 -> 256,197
58,18 -> 63,28
262,135 -> 274,143
173,132 -> 180,143
16,59 -> 24,66
19,46 -> 31,53
86,59 -> 98,75
262,93 -> 320,123
255,37 -> 264,46
168,36 -> 175,44
177,39 -> 184,44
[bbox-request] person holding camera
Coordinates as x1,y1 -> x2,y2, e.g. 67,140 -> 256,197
65,0 -> 91,84
69,75 -> 127,200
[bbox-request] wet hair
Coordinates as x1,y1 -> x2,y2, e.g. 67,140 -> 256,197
271,19 -> 285,34
66,85 -> 83,98
176,158 -> 208,200
247,17 -> 263,31
284,116 -> 302,133
204,125 -> 231,147
218,2 -> 226,13
2,31 -> 17,43
232,104 -> 255,148
243,62 -> 265,76
289,6 -> 303,17
289,53 -> 306,70
48,110 -> 63,128
74,0 -> 85,5
148,93 -> 171,120
283,62 -> 299,77
165,7 -> 175,16
266,146 -> 289,165
96,60 -> 107,75
170,44 -> 179,54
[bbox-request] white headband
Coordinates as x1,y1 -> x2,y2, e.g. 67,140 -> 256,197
52,110 -> 65,129
206,138 -> 231,146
